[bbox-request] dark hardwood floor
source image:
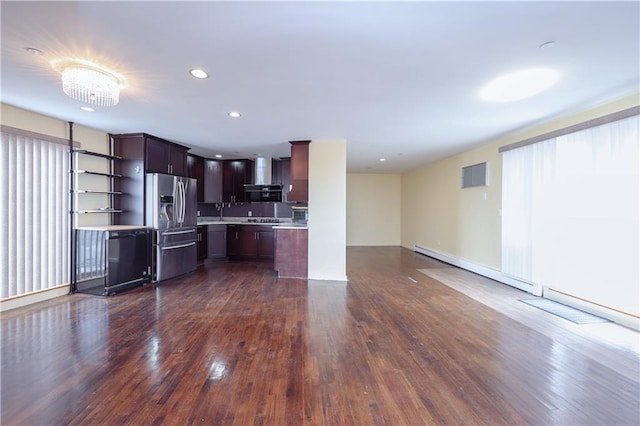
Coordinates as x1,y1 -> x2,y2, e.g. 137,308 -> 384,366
2,247 -> 639,425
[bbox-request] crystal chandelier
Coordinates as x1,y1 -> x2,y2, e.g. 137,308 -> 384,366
53,59 -> 125,107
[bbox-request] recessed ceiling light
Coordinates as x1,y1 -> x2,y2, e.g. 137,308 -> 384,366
189,69 -> 208,79
215,154 -> 223,158
379,158 -> 386,162
80,106 -> 95,112
24,47 -> 42,56
228,111 -> 241,118
539,41 -> 556,50
479,68 -> 559,102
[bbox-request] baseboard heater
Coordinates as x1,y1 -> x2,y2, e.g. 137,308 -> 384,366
415,244 -> 639,330
414,244 -> 539,295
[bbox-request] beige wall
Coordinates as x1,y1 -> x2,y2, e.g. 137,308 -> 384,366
2,103 -> 107,148
401,94 -> 640,272
308,139 -> 347,281
346,173 -> 401,246
1,103 -> 112,226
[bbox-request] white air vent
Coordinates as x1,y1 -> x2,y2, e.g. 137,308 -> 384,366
461,162 -> 487,188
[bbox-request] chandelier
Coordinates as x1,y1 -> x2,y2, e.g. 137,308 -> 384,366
53,59 -> 125,107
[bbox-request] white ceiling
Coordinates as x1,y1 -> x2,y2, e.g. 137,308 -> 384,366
2,1 -> 638,173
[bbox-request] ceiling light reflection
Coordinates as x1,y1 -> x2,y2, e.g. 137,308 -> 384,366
190,69 -> 208,79
209,359 -> 227,380
480,68 -> 559,102
147,336 -> 160,373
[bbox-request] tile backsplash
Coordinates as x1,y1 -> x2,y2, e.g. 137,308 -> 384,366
198,202 -> 295,219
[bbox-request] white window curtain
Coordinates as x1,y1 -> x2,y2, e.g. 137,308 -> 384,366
502,114 -> 639,315
1,130 -> 70,298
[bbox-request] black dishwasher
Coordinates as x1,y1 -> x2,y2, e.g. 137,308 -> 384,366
74,227 -> 151,296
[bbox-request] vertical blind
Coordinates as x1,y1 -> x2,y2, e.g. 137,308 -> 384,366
501,114 -> 639,315
1,129 -> 70,298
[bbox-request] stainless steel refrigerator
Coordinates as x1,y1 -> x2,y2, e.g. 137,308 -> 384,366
146,173 -> 197,282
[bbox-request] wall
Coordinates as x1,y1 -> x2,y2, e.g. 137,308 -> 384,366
402,94 -> 639,265
346,173 -> 401,246
308,139 -> 347,281
1,103 -> 111,227
401,93 -> 639,321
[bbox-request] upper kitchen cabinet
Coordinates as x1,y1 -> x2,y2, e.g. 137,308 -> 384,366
113,133 -> 189,177
272,158 -> 291,202
222,160 -> 254,203
287,140 -> 310,203
204,159 -> 223,203
187,154 -> 205,202
145,135 -> 188,176
112,132 -> 190,225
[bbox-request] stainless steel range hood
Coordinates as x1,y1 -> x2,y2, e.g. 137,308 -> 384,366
243,157 -> 283,202
254,156 -> 272,185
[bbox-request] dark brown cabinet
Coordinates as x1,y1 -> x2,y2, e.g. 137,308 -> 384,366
207,225 -> 227,259
197,225 -> 208,261
256,228 -> 275,259
188,154 -> 205,202
287,140 -> 310,202
146,136 -> 188,176
226,224 -> 241,258
112,132 -> 190,225
222,160 -> 254,203
272,158 -> 291,202
204,159 -> 223,203
274,228 -> 308,278
226,224 -> 274,260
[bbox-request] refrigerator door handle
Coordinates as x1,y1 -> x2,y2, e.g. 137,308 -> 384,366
162,229 -> 196,236
175,180 -> 182,225
181,181 -> 186,224
177,180 -> 185,224
160,242 -> 196,250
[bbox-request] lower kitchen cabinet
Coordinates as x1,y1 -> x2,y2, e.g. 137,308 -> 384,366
257,229 -> 275,259
197,225 -> 208,261
207,225 -> 227,259
227,225 -> 274,260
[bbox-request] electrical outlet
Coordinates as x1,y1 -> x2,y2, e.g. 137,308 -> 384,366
248,211 -> 252,217
197,210 -> 200,217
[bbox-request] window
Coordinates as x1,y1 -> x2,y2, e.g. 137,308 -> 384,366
501,112 -> 639,315
1,127 -> 72,298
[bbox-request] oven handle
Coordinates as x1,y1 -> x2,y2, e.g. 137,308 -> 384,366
160,242 -> 196,250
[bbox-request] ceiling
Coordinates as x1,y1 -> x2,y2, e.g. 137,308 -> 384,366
2,1 -> 638,173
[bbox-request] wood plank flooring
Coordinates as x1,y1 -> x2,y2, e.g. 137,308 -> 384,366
2,246 -> 639,425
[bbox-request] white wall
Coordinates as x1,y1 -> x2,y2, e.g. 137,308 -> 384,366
308,139 -> 347,281
346,173 -> 401,246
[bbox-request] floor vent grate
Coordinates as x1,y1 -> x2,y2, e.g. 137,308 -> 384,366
520,298 -> 611,324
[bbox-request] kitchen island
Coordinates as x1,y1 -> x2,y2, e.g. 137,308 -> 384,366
273,224 -> 308,279
197,218 -> 308,278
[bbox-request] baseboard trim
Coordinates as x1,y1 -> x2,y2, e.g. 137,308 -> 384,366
0,285 -> 70,313
545,288 -> 640,331
414,244 -> 539,295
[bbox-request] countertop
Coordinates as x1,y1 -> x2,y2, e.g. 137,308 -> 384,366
76,225 -> 148,231
272,224 -> 308,230
198,217 -> 307,229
